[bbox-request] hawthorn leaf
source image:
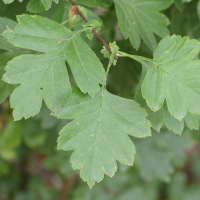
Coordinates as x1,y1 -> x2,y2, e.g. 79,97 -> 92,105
56,87 -> 151,188
2,15 -> 106,120
135,64 -> 200,134
101,42 -> 119,66
135,65 -> 183,134
113,0 -> 172,51
75,0 -> 113,8
184,112 -> 200,130
162,103 -> 184,135
0,17 -> 29,104
141,35 -> 200,120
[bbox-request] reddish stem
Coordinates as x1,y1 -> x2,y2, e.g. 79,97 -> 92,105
69,0 -> 118,60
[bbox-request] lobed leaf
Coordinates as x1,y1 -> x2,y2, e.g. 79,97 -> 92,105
136,64 -> 200,134
141,36 -> 200,120
2,15 -> 106,120
113,0 -> 172,50
56,87 -> 151,188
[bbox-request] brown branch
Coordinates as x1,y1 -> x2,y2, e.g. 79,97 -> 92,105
69,0 -> 118,60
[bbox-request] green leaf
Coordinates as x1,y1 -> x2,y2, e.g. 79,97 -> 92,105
84,19 -> 102,40
184,112 -> 200,130
41,0 -> 53,10
0,119 -> 23,160
84,20 -> 102,32
136,130 -> 191,182
26,0 -> 46,13
117,188 -> 153,200
136,64 -> 200,134
72,184 -> 111,200
141,35 -> 200,120
0,17 -> 27,104
34,104 -> 58,129
198,0 -> 200,19
56,87 -> 151,188
173,0 -> 184,11
2,0 -> 14,4
101,42 -> 119,65
135,65 -> 184,134
0,17 -> 17,50
75,0 -> 113,8
170,0 -> 200,39
23,121 -> 47,148
0,53 -> 17,104
2,15 -> 106,120
113,0 -> 172,50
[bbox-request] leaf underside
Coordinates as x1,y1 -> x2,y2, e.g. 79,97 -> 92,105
56,87 -> 151,187
2,14 -> 106,120
113,0 -> 172,51
141,35 -> 200,120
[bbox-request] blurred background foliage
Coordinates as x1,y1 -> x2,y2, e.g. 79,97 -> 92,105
0,0 -> 200,199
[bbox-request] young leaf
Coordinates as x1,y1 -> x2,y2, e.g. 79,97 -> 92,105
113,0 -> 172,50
2,15 -> 106,120
84,19 -> 102,40
56,87 -> 151,188
101,42 -> 119,66
141,35 -> 200,120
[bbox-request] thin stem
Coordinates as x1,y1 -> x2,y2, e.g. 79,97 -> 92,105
117,51 -> 152,63
61,19 -> 69,25
106,57 -> 113,77
69,0 -> 118,60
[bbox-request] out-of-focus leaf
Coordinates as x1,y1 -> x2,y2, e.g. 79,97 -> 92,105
0,119 -> 23,159
135,130 -> 192,182
75,0 -> 113,8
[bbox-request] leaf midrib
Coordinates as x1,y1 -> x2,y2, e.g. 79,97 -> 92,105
17,29 -> 85,108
